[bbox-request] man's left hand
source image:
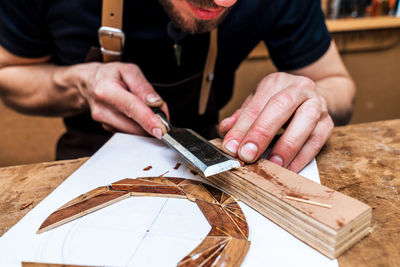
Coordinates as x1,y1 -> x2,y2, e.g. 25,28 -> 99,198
219,72 -> 334,173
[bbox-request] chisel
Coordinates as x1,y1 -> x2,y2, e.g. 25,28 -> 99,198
152,108 -> 241,177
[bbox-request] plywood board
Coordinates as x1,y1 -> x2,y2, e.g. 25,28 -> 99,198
206,139 -> 372,259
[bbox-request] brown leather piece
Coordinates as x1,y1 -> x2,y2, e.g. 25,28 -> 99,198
198,28 -> 218,115
100,0 -> 124,62
102,0 -> 123,29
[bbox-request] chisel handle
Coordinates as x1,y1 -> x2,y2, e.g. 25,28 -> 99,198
152,107 -> 172,132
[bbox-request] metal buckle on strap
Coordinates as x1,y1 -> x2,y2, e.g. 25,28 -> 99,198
98,26 -> 125,56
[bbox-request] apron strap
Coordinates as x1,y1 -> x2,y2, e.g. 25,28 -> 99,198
198,28 -> 218,115
98,0 -> 217,115
98,0 -> 125,62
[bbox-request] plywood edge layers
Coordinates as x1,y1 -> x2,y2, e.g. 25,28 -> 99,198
208,175 -> 338,258
206,171 -> 371,259
336,210 -> 372,239
210,173 -> 338,238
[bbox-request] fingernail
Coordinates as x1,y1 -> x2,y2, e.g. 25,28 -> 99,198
146,93 -> 162,104
239,142 -> 258,162
152,127 -> 163,139
269,155 -> 283,167
224,139 -> 239,154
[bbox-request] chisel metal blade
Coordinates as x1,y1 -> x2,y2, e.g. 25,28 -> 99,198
151,107 -> 240,177
162,127 -> 241,177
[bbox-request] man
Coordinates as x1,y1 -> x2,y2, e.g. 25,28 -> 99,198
0,0 -> 355,172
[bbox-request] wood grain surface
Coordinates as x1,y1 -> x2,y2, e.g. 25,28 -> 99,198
1,119 -> 400,266
318,119 -> 400,267
0,158 -> 88,237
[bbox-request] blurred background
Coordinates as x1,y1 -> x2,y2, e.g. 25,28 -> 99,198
1,0 -> 400,167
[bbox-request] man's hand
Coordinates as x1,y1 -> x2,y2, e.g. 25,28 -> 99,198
219,72 -> 334,173
0,46 -> 168,139
57,62 -> 169,139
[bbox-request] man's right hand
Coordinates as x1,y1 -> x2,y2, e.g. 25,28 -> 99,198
59,62 -> 169,139
0,46 -> 169,139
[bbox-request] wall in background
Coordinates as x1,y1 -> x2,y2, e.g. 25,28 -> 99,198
341,43 -> 400,123
0,102 -> 64,167
220,36 -> 400,124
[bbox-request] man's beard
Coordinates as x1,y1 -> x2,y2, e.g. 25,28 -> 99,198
159,0 -> 231,34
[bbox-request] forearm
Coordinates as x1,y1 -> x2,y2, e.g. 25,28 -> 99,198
0,45 -> 168,138
315,75 -> 355,125
0,63 -> 96,117
289,41 -> 356,126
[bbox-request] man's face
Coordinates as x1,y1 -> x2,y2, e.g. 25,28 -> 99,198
159,0 -> 237,34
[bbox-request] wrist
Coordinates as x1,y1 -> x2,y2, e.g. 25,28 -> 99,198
53,62 -> 101,113
315,79 -> 355,125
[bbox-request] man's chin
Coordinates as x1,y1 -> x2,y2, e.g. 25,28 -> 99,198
159,0 -> 230,34
179,10 -> 230,34
180,19 -> 219,34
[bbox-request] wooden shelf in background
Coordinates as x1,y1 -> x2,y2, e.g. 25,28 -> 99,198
326,16 -> 400,32
248,16 -> 400,58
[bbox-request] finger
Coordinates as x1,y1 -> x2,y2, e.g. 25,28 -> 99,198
144,94 -> 164,108
219,94 -> 253,136
287,115 -> 334,173
119,64 -> 164,106
99,63 -> 163,108
92,80 -> 165,138
267,97 -> 323,168
102,123 -> 117,133
119,63 -> 170,121
237,84 -> 316,163
92,102 -> 148,136
221,89 -> 272,156
160,101 -> 170,121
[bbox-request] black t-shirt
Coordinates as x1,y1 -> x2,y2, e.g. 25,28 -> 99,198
0,0 -> 331,158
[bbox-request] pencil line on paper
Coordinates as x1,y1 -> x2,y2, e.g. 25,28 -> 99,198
125,198 -> 169,265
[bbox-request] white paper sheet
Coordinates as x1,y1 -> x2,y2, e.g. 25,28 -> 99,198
0,133 -> 338,267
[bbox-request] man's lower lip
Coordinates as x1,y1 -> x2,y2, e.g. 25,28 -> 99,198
186,2 -> 224,20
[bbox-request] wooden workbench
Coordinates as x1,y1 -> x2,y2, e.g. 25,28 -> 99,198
1,119 -> 399,266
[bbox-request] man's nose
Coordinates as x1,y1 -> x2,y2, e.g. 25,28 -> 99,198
214,0 -> 237,7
